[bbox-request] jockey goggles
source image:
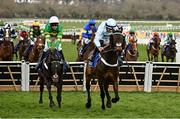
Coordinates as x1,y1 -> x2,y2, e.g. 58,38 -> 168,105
89,23 -> 95,26
106,23 -> 117,31
51,23 -> 58,26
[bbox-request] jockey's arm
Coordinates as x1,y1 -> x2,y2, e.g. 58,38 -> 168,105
94,22 -> 105,48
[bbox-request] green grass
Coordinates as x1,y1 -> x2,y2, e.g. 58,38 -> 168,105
62,42 -> 78,62
0,91 -> 180,118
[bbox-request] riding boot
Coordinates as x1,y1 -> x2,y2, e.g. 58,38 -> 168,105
58,50 -> 68,73
23,45 -> 33,61
79,47 -> 83,56
79,44 -> 86,56
35,51 -> 46,71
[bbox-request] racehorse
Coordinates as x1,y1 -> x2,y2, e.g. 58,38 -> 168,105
76,31 -> 95,61
124,43 -> 139,61
161,40 -> 176,62
147,37 -> 161,62
18,39 -> 30,60
28,37 -> 45,63
0,28 -> 13,61
85,32 -> 126,109
38,48 -> 64,108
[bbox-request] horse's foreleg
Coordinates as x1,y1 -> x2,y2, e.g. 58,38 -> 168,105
46,81 -> 55,108
104,81 -> 111,108
85,76 -> 91,109
99,81 -> 105,110
112,78 -> 120,103
39,76 -> 44,104
56,81 -> 62,108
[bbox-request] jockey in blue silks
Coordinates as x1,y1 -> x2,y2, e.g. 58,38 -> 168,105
79,19 -> 97,56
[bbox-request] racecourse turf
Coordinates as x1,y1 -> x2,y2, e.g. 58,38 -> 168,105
0,91 -> 180,118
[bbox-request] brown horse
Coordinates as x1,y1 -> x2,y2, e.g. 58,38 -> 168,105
147,37 -> 161,62
124,43 -> 139,61
85,32 -> 126,110
38,48 -> 64,108
18,39 -> 30,60
76,31 -> 95,61
161,40 -> 177,62
28,37 -> 45,63
0,28 -> 13,61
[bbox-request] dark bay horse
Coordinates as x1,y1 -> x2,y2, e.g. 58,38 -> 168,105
147,37 -> 161,62
18,39 -> 30,60
161,40 -> 177,62
85,32 -> 126,110
38,48 -> 64,108
28,37 -> 45,63
124,43 -> 139,61
76,31 -> 95,61
0,28 -> 13,61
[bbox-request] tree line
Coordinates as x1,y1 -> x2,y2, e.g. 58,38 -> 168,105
0,0 -> 180,20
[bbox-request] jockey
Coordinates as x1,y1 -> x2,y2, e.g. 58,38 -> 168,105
89,18 -> 123,66
14,30 -> 30,52
162,32 -> 177,52
148,32 -> 160,50
35,16 -> 67,71
124,28 -> 138,54
79,19 -> 97,56
23,21 -> 43,61
0,23 -> 17,52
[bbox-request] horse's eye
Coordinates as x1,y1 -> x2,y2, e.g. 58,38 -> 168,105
116,43 -> 122,47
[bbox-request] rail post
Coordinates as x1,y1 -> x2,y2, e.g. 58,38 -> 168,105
21,61 -> 29,91
144,61 -> 153,92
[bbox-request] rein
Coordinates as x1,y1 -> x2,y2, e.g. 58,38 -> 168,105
100,56 -> 118,67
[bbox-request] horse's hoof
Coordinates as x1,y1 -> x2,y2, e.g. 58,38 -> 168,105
106,101 -> 112,108
49,101 -> 55,108
101,105 -> 105,110
86,103 -> 91,109
111,97 -> 120,103
85,102 -> 91,109
39,100 -> 43,104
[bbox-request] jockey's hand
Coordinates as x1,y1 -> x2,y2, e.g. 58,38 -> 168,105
98,47 -> 104,52
50,46 -> 55,50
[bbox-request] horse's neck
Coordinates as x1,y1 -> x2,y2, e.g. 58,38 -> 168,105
101,51 -> 117,64
2,40 -> 10,46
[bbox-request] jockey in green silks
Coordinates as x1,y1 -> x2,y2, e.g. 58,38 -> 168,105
35,16 -> 68,72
